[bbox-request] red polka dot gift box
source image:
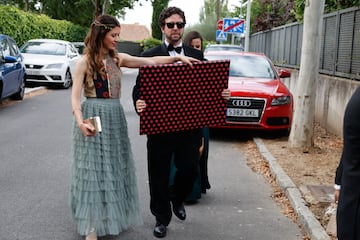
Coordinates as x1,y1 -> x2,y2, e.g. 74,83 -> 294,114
139,60 -> 230,135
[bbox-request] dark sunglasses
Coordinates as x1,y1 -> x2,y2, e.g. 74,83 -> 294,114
165,22 -> 185,29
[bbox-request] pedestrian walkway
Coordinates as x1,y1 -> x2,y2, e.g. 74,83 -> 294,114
253,138 -> 330,240
126,123 -> 303,239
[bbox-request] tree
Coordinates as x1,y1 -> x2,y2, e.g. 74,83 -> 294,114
199,0 -> 230,24
151,0 -> 169,40
38,0 -> 139,27
194,0 -> 231,42
288,0 -> 325,148
249,0 -> 296,33
0,0 -> 39,11
294,0 -> 360,21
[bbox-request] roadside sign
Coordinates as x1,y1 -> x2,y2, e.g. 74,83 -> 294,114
216,30 -> 227,42
223,18 -> 245,33
217,19 -> 223,30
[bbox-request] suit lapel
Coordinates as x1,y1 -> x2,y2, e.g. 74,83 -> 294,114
161,43 -> 170,56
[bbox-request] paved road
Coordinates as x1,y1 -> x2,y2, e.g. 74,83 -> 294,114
0,69 -> 303,239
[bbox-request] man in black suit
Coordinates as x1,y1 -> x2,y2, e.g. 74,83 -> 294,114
132,6 -> 205,238
336,87 -> 360,240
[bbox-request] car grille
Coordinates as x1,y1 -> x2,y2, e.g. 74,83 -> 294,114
226,98 -> 265,123
27,75 -> 47,80
25,64 -> 43,69
26,75 -> 62,81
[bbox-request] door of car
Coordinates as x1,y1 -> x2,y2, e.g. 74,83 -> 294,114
67,43 -> 80,77
0,37 -> 23,98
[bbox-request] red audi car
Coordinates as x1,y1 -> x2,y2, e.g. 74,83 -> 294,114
205,51 -> 293,132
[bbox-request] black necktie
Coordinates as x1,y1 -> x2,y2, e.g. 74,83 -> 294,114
167,44 -> 182,54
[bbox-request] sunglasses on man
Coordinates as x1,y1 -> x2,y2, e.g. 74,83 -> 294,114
165,22 -> 185,29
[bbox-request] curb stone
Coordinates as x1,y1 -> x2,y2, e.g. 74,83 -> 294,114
253,137 -> 330,240
25,87 -> 45,95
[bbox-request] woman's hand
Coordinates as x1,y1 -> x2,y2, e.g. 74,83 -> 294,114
221,88 -> 231,100
78,121 -> 97,137
136,99 -> 147,113
176,56 -> 199,66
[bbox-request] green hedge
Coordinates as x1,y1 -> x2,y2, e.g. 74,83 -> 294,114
140,37 -> 162,51
0,5 -> 87,46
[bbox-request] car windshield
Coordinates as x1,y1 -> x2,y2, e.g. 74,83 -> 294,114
21,42 -> 66,56
206,55 -> 276,79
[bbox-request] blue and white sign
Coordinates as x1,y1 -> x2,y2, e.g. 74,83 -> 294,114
223,18 -> 245,33
216,30 -> 227,41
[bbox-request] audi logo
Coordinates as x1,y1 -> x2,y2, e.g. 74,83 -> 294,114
231,99 -> 252,107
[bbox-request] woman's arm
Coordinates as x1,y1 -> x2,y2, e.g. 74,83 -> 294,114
71,57 -> 96,136
119,52 -> 198,68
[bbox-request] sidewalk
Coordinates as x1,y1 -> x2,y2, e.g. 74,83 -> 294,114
253,138 -> 330,240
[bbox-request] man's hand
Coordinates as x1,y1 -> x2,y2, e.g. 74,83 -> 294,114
136,99 -> 147,113
221,88 -> 231,100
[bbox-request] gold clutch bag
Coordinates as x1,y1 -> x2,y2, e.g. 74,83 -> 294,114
84,116 -> 102,132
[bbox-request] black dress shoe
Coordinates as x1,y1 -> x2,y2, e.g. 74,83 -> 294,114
172,203 -> 186,220
153,222 -> 167,238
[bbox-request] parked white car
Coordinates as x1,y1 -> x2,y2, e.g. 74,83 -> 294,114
20,39 -> 80,89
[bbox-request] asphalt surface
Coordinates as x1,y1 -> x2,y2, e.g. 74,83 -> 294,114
14,70 -> 328,240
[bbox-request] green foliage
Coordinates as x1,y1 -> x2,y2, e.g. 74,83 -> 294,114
0,5 -> 87,46
0,0 -> 141,28
294,0 -> 360,22
0,0 -> 39,11
199,0 -> 230,24
141,37 -> 162,51
248,0 -> 296,33
42,0 -> 94,27
151,0 -> 169,40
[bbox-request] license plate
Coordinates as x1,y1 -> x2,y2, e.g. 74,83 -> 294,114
227,108 -> 259,117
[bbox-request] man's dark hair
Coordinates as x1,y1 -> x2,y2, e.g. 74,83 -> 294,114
158,6 -> 186,27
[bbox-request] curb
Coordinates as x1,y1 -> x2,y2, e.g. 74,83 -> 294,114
25,87 -> 45,95
253,137 -> 330,240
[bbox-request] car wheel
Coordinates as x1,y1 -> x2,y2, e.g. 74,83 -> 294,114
62,70 -> 72,89
10,78 -> 25,100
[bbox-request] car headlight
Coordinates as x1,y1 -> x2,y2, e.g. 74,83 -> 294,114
45,63 -> 64,69
271,96 -> 291,106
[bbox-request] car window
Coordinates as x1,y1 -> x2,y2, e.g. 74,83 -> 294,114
206,55 -> 276,79
21,42 -> 67,56
1,38 -> 11,57
8,38 -> 20,56
69,44 -> 79,55
0,41 -> 4,61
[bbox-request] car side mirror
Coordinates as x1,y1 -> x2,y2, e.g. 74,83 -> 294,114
4,55 -> 17,63
279,69 -> 291,78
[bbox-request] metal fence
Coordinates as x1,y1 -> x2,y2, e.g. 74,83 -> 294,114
250,6 -> 360,81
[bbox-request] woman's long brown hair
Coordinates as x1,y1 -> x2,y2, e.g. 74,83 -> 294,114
83,14 -> 121,79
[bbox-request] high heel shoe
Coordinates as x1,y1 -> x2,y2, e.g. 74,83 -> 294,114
85,228 -> 97,240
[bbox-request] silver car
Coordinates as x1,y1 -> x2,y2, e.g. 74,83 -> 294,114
20,39 -> 80,89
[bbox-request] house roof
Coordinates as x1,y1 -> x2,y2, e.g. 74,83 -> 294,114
120,23 -> 151,41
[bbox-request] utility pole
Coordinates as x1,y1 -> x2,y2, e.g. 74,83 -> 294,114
244,0 -> 251,51
289,0 -> 325,148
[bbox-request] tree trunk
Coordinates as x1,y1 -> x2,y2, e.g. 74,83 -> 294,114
24,0 -> 29,11
288,0 -> 325,148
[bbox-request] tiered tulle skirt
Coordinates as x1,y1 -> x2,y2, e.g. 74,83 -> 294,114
70,98 -> 142,236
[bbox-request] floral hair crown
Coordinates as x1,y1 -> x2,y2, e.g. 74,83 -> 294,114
91,20 -> 114,30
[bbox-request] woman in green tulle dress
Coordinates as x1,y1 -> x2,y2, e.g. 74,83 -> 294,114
70,14 -> 197,240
